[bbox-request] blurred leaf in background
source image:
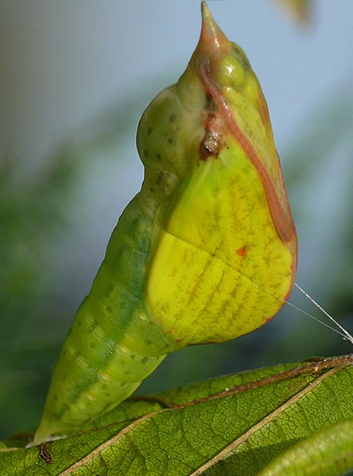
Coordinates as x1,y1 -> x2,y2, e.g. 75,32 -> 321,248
0,148 -> 96,437
272,0 -> 312,23
0,89 -> 152,437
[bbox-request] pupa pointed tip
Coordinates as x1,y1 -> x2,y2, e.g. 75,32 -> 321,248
198,1 -> 228,55
201,1 -> 210,18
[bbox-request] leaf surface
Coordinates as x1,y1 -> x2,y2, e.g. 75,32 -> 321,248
1,356 -> 353,475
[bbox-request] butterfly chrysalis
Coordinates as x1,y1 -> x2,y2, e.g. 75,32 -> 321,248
34,2 -> 297,444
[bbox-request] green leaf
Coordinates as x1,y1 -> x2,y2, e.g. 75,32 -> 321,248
1,355 -> 353,475
258,419 -> 353,476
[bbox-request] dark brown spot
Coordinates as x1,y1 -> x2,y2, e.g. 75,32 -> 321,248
167,138 -> 173,144
147,126 -> 153,136
206,93 -> 217,110
156,153 -> 161,160
156,172 -> 164,186
169,113 -> 177,123
39,443 -> 52,464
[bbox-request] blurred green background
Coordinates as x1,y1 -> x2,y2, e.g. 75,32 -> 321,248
1,0 -> 353,439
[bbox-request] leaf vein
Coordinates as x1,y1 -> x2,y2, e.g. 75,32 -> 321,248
187,366 -> 343,476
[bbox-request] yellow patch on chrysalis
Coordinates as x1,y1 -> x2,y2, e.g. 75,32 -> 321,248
146,137 -> 293,345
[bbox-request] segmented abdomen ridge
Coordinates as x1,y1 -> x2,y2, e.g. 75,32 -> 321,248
35,193 -> 172,439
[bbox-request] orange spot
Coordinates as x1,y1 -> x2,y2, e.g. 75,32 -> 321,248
236,246 -> 247,257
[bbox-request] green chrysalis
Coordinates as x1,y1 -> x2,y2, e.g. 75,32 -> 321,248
34,3 -> 297,444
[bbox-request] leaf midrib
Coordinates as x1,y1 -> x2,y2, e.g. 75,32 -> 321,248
58,364 -> 343,476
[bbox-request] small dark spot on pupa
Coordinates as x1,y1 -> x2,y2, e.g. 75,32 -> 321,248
144,149 -> 149,158
130,354 -> 136,360
156,153 -> 161,160
102,383 -> 107,389
141,357 -> 148,364
145,339 -> 152,345
147,126 -> 153,135
150,187 -> 154,192
167,138 -> 173,145
90,343 -> 96,349
156,172 -> 163,186
88,320 -> 99,332
124,370 -> 130,375
169,113 -> 177,123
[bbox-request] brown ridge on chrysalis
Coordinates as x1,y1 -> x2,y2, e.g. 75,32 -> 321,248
196,3 -> 297,276
200,61 -> 298,283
